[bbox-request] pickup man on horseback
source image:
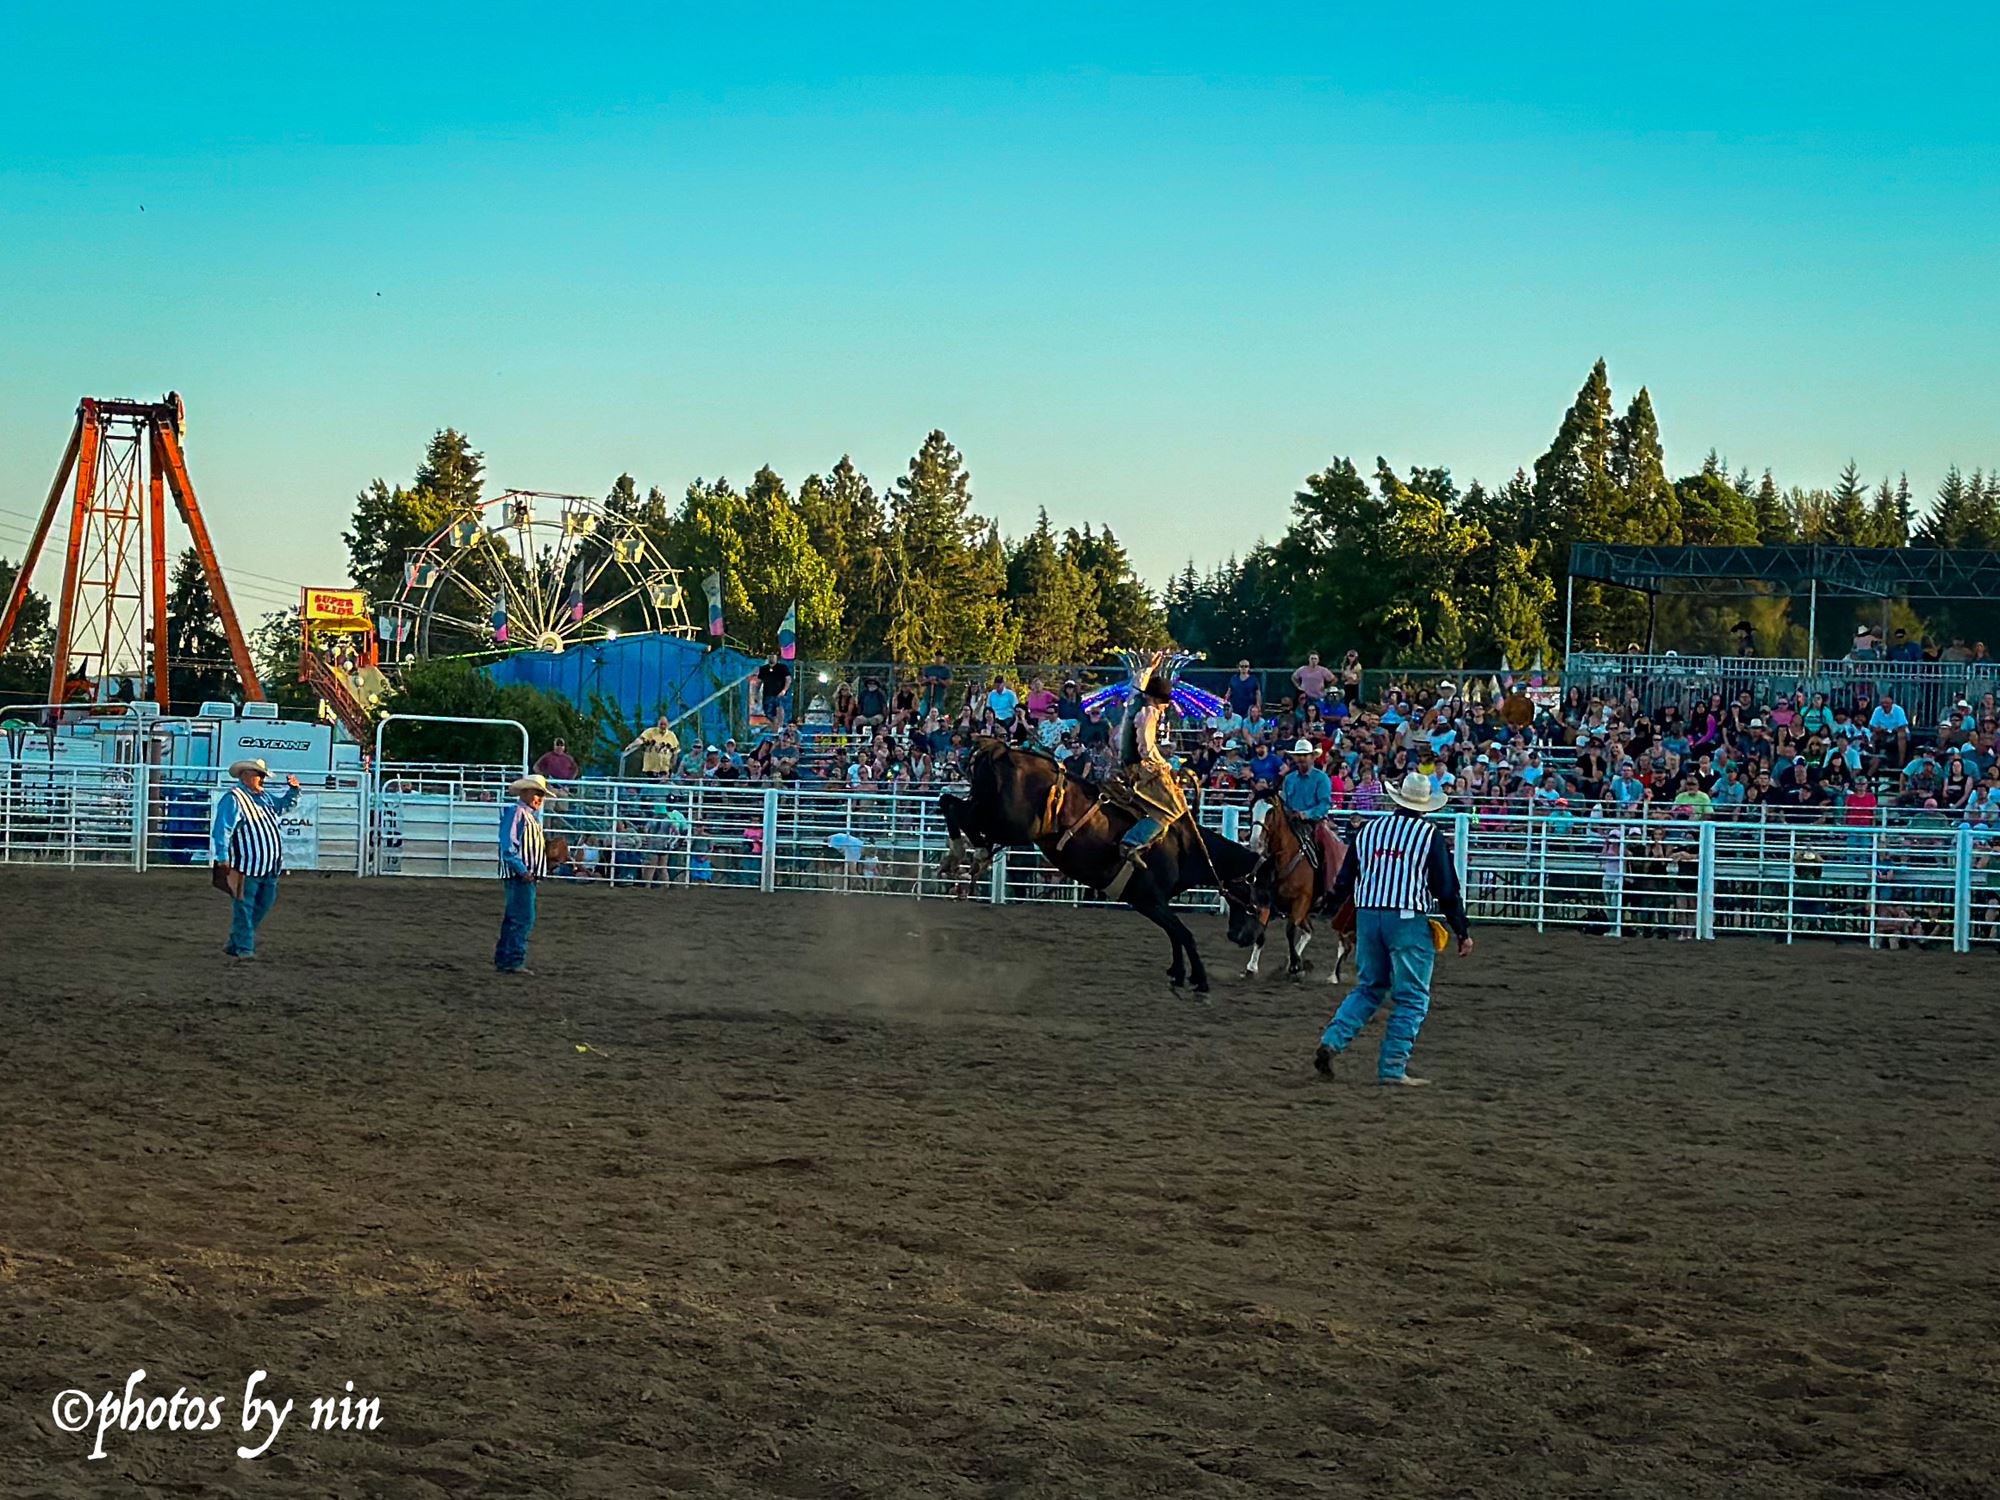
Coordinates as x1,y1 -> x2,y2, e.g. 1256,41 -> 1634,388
1279,737 -> 1343,904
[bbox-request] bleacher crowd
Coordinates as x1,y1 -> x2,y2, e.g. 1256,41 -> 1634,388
588,652 -> 2000,837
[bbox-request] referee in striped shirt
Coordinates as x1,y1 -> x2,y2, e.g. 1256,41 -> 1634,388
1315,770 -> 1473,1087
211,757 -> 301,961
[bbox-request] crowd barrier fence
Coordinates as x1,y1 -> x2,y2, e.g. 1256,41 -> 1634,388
0,761 -> 1992,952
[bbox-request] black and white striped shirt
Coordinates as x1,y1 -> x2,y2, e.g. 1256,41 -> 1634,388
1331,810 -> 1470,936
499,802 -> 547,880
223,788 -> 286,877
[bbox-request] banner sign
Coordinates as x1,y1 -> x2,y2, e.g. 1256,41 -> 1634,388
303,587 -> 370,626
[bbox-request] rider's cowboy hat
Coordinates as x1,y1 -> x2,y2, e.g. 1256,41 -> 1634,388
228,758 -> 270,779
508,773 -> 563,797
1386,770 -> 1449,813
1288,737 -> 1315,755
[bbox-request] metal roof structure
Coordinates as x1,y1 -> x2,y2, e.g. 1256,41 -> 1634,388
1568,544 -> 2000,601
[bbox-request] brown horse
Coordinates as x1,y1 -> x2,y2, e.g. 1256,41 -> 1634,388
1242,805 -> 1354,984
938,742 -> 1258,995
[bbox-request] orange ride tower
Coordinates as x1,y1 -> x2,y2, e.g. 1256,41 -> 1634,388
0,394 -> 264,711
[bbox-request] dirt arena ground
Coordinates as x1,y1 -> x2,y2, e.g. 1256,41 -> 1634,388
2,868 -> 1996,1499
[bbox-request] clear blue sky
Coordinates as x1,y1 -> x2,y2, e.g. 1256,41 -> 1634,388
2,3 -> 1995,623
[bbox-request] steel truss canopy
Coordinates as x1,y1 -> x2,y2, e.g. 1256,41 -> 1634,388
1569,543 -> 2000,601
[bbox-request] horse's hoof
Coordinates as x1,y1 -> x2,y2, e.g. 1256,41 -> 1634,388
1314,1045 -> 1335,1077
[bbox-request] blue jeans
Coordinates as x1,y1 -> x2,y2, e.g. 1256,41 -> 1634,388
495,878 -> 537,971
226,873 -> 280,956
1320,908 -> 1435,1079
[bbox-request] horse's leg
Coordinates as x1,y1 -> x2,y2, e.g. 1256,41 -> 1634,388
1131,887 -> 1187,989
1329,931 -> 1349,985
1243,909 -> 1268,978
1174,907 -> 1210,995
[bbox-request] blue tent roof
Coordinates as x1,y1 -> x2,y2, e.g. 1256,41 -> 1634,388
484,633 -> 760,747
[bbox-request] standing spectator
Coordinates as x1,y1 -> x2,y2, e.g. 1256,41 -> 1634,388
1225,660 -> 1262,724
626,715 -> 681,779
1293,651 -> 1335,710
921,652 -> 954,716
756,652 -> 792,726
1340,649 -> 1364,706
1025,675 -> 1059,722
533,737 -> 578,784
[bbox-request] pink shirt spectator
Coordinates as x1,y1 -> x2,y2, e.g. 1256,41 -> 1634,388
1026,688 -> 1058,720
1294,662 -> 1335,700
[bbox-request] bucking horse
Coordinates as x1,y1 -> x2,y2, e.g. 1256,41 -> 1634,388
938,741 -> 1258,995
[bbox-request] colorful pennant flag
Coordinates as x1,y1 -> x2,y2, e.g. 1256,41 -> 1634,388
492,580 -> 510,644
702,571 -> 725,638
778,601 -> 797,661
566,561 -> 586,623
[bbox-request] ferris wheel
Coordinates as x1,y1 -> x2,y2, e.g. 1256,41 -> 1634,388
384,490 -> 694,661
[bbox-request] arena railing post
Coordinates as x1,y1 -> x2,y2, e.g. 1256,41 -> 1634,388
1453,813 -> 1470,894
130,760 -> 148,872
1953,824 -> 1974,954
1695,820 -> 1717,940
760,786 -> 779,893
991,850 -> 1008,905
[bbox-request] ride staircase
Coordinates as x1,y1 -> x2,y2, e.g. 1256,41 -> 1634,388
301,652 -> 375,746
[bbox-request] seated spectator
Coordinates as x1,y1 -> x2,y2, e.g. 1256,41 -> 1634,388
986,676 -> 1019,727
1056,679 -> 1086,727
1900,746 -> 1944,806
856,676 -> 890,728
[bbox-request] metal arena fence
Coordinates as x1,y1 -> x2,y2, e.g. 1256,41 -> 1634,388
0,759 -> 1994,951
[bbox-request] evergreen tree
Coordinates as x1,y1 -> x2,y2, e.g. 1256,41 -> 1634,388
343,429 -> 486,601
1824,460 -> 1872,545
1674,472 -> 1760,546
165,547 -> 233,710
0,554 -> 52,705
799,455 -> 896,658
1061,524 -> 1166,651
1753,469 -> 1795,543
1611,387 -> 1681,542
1867,474 -> 1912,547
886,432 -> 1013,662
1917,466 -> 1980,548
1533,360 -> 1639,642
1006,509 -> 1104,666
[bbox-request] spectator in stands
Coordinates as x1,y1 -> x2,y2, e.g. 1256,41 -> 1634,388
1292,652 -> 1335,710
626,716 -> 681,780
1225,660 -> 1261,724
1848,625 -> 1880,662
1080,702 -> 1111,752
1889,628 -> 1924,664
832,677 -> 857,729
986,675 -> 1019,727
1025,676 -> 1058,723
1900,747 -> 1944,807
1869,690 -> 1912,767
1340,650 -> 1364,705
757,652 -> 792,725
1056,678 -> 1085,728
843,677 -> 880,729
534,737 -> 578,784
920,652 -> 953,716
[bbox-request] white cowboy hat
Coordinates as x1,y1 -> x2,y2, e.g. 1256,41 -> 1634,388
1288,738 -> 1315,755
1386,770 -> 1449,813
228,758 -> 269,779
508,773 -> 562,796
